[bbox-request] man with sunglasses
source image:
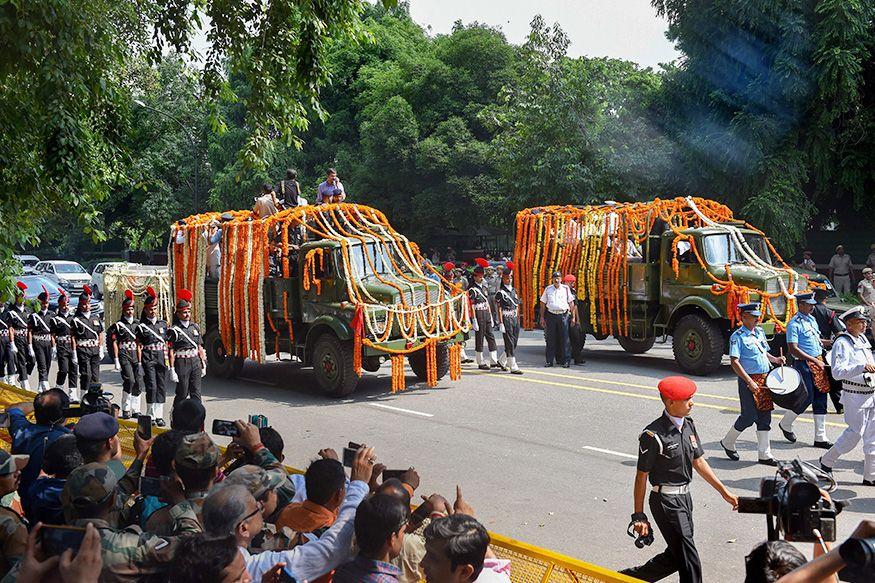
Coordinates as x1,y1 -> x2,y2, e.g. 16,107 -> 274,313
203,444 -> 377,581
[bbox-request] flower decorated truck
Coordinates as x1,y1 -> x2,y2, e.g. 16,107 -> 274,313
169,203 -> 470,396
514,197 -> 842,375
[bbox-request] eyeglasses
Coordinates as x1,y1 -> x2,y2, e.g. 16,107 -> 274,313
234,500 -> 264,532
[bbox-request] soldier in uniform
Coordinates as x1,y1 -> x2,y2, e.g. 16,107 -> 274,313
778,292 -> 833,449
110,290 -> 143,419
137,287 -> 168,426
565,274 -> 587,365
812,288 -> 846,414
71,285 -> 105,395
28,286 -> 55,392
0,449 -> 29,578
494,262 -> 523,375
468,259 -> 501,371
720,303 -> 785,465
622,377 -> 738,583
167,289 -> 206,407
4,282 -> 34,390
820,306 -> 875,486
441,262 -> 473,364
50,290 -> 79,400
0,299 -> 14,385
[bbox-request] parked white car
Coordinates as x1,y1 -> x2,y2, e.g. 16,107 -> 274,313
34,260 -> 92,294
91,261 -> 138,298
13,254 -> 40,274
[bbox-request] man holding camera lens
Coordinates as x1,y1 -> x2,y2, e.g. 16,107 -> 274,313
621,376 -> 739,583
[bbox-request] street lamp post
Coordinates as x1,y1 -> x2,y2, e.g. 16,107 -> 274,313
133,99 -> 201,212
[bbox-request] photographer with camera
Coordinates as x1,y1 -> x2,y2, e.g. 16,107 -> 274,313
621,377 -> 739,583
775,519 -> 875,582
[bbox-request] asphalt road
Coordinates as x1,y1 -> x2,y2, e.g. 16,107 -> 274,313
51,331 -> 870,581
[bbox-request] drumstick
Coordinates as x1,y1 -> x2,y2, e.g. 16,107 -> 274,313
779,348 -> 784,382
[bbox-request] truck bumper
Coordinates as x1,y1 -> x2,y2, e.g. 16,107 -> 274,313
363,331 -> 466,356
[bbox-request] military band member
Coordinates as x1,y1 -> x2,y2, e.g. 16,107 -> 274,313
820,306 -> 875,486
51,290 -> 79,400
622,377 -> 738,583
494,263 -> 522,375
167,289 -> 206,407
109,290 -> 143,419
27,286 -> 55,392
4,282 -> 34,390
71,285 -> 104,394
468,259 -> 501,371
778,292 -> 833,448
0,305 -> 13,385
137,287 -> 168,426
720,303 -> 785,466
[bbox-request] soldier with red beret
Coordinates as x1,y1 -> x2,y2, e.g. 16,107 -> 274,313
468,259 -> 502,371
494,262 -> 522,374
50,289 -> 79,400
621,376 -> 738,583
167,289 -> 206,408
109,289 -> 143,419
136,287 -> 169,426
71,285 -> 104,395
3,281 -> 34,390
28,285 -> 55,392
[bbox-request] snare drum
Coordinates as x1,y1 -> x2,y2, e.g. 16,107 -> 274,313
766,366 -> 808,413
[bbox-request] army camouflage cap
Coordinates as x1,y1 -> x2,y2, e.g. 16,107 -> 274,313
174,431 -> 219,470
61,462 -> 118,508
0,450 -> 29,477
224,464 -> 285,500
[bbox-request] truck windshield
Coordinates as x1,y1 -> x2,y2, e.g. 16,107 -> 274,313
348,242 -> 393,278
702,234 -> 772,266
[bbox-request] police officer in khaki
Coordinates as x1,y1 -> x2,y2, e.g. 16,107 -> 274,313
0,449 -> 29,578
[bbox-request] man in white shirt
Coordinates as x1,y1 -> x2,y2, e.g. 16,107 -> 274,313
539,271 -> 575,368
857,268 -> 875,310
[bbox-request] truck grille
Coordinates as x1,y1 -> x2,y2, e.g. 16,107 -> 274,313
396,287 -> 428,307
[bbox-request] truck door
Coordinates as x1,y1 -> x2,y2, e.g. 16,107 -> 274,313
659,232 -> 706,305
300,244 -> 339,322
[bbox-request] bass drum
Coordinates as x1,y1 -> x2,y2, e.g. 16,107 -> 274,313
766,366 -> 807,413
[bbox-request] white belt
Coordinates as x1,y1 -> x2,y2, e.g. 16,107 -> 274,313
175,349 -> 199,359
652,484 -> 690,495
473,303 -> 489,311
547,309 -> 568,315
77,339 -> 99,348
143,343 -> 165,351
501,309 -> 518,317
56,336 -> 72,343
32,334 -> 52,342
13,329 -> 28,337
119,341 -> 137,351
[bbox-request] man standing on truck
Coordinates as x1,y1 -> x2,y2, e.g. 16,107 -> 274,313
167,289 -> 206,408
468,260 -> 501,371
137,287 -> 168,426
539,271 -> 574,368
778,293 -> 834,449
316,168 -> 346,205
720,303 -> 785,466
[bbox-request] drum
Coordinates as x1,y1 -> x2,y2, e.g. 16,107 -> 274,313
766,366 -> 808,413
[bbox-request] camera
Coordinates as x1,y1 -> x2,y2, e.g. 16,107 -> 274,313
738,459 -> 844,543
62,383 -> 115,418
838,536 -> 875,583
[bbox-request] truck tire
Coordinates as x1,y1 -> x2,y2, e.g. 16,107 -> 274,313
672,314 -> 723,375
617,336 -> 656,354
408,343 -> 450,383
204,327 -> 244,379
362,356 -> 383,373
313,333 -> 358,397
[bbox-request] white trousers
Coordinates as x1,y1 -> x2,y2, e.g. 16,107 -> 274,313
821,392 -> 875,481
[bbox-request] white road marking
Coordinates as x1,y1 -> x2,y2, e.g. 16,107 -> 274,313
367,403 -> 434,418
582,445 -> 637,459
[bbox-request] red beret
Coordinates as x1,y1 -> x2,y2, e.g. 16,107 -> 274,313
443,262 -> 455,271
563,274 -> 576,283
658,376 -> 697,400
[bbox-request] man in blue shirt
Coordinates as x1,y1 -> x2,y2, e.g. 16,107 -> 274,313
778,293 -> 834,448
5,388 -> 71,512
721,303 -> 785,465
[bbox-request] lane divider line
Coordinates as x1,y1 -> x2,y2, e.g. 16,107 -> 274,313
525,369 -> 737,402
367,403 -> 434,417
582,446 -> 637,459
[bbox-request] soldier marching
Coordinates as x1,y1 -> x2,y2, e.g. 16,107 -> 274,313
108,289 -> 143,419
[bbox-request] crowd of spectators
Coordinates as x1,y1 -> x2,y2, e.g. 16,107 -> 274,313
0,390 -> 512,583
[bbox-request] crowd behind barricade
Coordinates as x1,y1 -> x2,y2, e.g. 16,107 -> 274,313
0,392 -> 512,583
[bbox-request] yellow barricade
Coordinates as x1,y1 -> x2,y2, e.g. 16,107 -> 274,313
0,383 -> 638,583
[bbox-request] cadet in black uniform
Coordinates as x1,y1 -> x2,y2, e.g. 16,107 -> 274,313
468,259 -> 501,371
494,262 -> 523,375
622,376 -> 739,583
136,287 -> 168,426
71,286 -> 104,394
4,281 -> 34,390
28,286 -> 55,392
109,290 -> 142,419
0,295 -> 16,385
167,289 -> 206,407
50,290 -> 78,400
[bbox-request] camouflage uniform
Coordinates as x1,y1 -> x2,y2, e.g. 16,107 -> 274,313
60,462 -> 200,583
222,461 -> 289,551
0,450 -> 28,578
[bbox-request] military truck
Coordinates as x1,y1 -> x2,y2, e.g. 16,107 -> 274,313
171,204 -> 468,396
516,198 -> 847,376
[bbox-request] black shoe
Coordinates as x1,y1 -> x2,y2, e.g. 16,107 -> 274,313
814,440 -> 834,449
758,457 -> 778,467
819,457 -> 833,475
511,369 -> 523,375
574,359 -> 586,365
835,407 -> 844,415
562,363 -> 570,368
155,418 -> 166,427
779,424 -> 797,443
863,480 -> 875,487
545,363 -> 554,367
121,411 -> 131,420
461,358 -> 474,364
478,364 -> 490,371
496,363 -> 507,371
720,440 -> 740,461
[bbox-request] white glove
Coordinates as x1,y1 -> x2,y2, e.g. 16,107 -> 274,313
28,345 -> 35,358
99,346 -> 106,360
170,368 -> 179,383
201,363 -> 207,378
10,343 -> 17,354
51,347 -> 56,360
499,322 -> 506,334
72,352 -> 78,365
113,359 -> 121,372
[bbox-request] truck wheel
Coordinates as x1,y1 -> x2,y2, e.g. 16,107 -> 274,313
362,356 -> 383,373
672,314 -> 723,375
204,327 -> 244,379
617,336 -> 656,354
408,343 -> 450,382
313,333 -> 358,397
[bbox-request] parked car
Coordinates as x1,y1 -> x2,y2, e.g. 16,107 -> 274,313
90,261 -> 138,299
33,260 -> 92,294
14,275 -> 103,317
13,255 -> 40,275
